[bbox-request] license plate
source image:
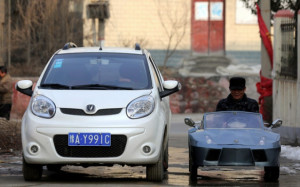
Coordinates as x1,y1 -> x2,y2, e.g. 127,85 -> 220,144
68,133 -> 111,146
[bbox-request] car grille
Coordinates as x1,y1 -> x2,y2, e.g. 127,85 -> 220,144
252,149 -> 267,162
206,149 -> 221,161
60,108 -> 122,116
53,135 -> 127,157
219,148 -> 254,166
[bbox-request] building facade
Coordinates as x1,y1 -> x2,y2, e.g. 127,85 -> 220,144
1,0 -> 262,67
82,0 -> 261,50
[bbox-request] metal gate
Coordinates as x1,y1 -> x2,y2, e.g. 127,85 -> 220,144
279,16 -> 297,78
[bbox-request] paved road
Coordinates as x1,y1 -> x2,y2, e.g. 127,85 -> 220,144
0,113 -> 300,186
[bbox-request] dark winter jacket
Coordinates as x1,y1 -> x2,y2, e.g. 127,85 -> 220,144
0,73 -> 12,104
216,94 -> 259,113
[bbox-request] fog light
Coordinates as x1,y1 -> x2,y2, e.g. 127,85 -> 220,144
31,145 -> 39,153
28,143 -> 40,155
143,145 -> 151,153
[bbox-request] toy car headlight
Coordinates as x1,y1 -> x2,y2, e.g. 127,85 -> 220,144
259,136 -> 265,145
31,95 -> 56,118
206,135 -> 213,144
127,95 -> 155,119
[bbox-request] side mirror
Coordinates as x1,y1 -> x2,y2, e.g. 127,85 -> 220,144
184,117 -> 195,127
270,119 -> 282,128
16,80 -> 33,97
160,80 -> 181,98
264,122 -> 271,128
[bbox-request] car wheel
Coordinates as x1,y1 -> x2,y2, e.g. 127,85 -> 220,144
23,157 -> 43,181
146,144 -> 164,181
47,164 -> 63,172
189,150 -> 197,181
264,166 -> 279,182
163,142 -> 169,171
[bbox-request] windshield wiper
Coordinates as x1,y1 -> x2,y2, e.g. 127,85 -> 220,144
39,83 -> 71,89
71,84 -> 133,90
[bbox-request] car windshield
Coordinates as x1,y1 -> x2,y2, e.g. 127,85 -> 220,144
204,111 -> 263,129
40,53 -> 152,90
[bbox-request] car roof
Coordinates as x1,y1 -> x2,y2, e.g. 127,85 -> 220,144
57,47 -> 144,55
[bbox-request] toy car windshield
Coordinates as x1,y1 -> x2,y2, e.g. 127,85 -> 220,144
204,111 -> 263,129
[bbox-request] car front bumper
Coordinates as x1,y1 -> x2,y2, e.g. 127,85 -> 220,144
22,109 -> 167,165
191,146 -> 281,167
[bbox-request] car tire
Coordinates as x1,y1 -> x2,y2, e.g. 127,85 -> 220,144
23,157 -> 43,181
163,142 -> 169,171
264,166 -> 279,182
146,144 -> 164,181
47,164 -> 62,172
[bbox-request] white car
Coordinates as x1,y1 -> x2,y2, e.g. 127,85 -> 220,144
16,43 -> 181,181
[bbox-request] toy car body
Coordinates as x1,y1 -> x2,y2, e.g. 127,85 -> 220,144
185,111 -> 282,181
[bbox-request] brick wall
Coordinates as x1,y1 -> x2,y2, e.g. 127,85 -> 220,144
167,75 -> 260,113
10,78 -> 37,120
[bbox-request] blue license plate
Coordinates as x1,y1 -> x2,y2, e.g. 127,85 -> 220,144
68,133 -> 111,146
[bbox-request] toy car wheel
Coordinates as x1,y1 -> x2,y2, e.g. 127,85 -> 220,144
23,157 -> 43,181
47,164 -> 63,172
264,166 -> 279,181
189,165 -> 197,181
189,151 -> 197,180
146,144 -> 165,181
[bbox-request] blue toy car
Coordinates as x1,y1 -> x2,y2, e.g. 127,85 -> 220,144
185,111 -> 282,181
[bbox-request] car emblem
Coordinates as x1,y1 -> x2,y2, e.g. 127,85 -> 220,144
234,139 -> 239,143
86,104 -> 95,112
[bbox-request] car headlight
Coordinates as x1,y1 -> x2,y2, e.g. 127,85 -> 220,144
31,95 -> 56,118
259,137 -> 265,145
205,135 -> 213,144
126,95 -> 155,119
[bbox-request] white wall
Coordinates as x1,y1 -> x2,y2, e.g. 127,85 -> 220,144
273,10 -> 300,145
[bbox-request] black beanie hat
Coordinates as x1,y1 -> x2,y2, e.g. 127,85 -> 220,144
229,77 -> 246,90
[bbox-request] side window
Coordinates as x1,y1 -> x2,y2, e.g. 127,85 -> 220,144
149,57 -> 163,92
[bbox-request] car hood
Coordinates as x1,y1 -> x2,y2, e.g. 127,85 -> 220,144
34,89 -> 152,109
195,129 -> 280,146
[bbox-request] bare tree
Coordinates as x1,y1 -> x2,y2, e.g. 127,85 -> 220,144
241,0 -> 299,15
9,0 -> 83,76
118,36 -> 149,48
155,0 -> 189,72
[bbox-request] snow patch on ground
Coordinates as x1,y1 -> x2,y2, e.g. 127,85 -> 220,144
216,64 -> 261,76
281,145 -> 300,161
280,166 -> 297,174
